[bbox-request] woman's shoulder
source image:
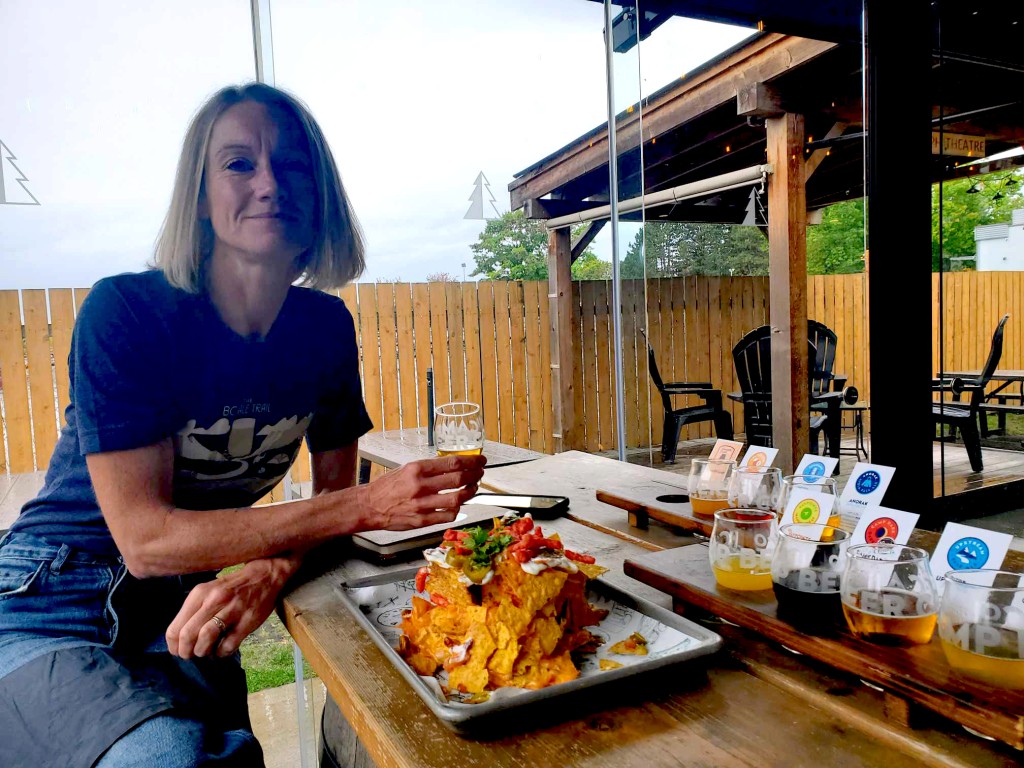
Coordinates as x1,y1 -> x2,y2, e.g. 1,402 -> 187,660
290,285 -> 355,323
79,270 -> 195,329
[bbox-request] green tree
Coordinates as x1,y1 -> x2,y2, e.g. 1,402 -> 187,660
806,199 -> 865,274
621,222 -> 768,277
931,171 -> 1024,269
570,250 -> 613,280
469,209 -> 607,280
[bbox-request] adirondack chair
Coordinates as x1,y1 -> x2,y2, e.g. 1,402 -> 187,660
933,313 -> 1010,473
641,330 -> 734,463
730,323 -> 855,458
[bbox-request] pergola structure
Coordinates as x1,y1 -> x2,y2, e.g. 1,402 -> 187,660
513,1 -> 1024,515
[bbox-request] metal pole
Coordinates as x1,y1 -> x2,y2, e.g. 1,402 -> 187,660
604,0 -> 627,462
250,0 -> 276,85
427,368 -> 435,446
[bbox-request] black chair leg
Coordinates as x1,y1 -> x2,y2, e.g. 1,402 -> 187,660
662,414 -> 682,464
714,411 -> 734,441
959,417 -> 984,472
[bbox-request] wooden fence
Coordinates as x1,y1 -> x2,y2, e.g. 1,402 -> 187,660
0,273 -> 1019,488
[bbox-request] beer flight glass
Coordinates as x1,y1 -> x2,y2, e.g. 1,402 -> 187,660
709,509 -> 777,591
938,569 -> 1024,689
779,474 -> 841,528
841,543 -> 939,646
433,402 -> 484,457
771,523 -> 849,628
726,466 -> 783,517
689,458 -> 735,517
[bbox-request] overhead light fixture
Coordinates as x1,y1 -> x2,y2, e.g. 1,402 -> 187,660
966,183 -> 981,193
993,191 -> 1005,201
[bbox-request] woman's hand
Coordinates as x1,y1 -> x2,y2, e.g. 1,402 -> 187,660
166,555 -> 300,659
363,454 -> 487,531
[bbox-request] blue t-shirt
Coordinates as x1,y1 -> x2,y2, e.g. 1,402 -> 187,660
12,270 -> 373,556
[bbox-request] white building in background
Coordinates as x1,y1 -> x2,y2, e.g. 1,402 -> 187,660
975,209 -> 1024,270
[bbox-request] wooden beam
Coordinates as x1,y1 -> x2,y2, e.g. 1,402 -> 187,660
804,121 -> 849,180
571,221 -> 606,264
766,113 -> 809,474
737,82 -> 784,118
548,228 -> 576,452
509,35 -> 836,209
524,198 -> 600,220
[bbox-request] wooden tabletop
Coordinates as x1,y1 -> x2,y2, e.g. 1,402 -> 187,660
358,427 -> 546,469
280,452 -> 1022,767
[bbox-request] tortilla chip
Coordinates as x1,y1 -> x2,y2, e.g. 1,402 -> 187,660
599,659 -> 624,671
609,632 -> 649,656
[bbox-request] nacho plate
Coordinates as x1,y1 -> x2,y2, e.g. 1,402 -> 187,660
336,568 -> 722,731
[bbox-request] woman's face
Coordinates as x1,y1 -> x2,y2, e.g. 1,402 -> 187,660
202,100 -> 316,267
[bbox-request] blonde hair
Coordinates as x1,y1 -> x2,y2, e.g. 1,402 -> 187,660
153,82 -> 365,292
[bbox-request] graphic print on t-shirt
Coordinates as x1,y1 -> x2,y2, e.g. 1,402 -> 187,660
175,411 -> 313,497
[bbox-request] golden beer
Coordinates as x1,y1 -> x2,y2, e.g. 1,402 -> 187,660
712,554 -> 773,591
691,493 -> 730,517
842,588 -> 937,646
940,623 -> 1024,689
437,446 -> 484,457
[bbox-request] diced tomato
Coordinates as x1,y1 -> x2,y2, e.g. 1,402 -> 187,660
624,639 -> 637,650
534,537 -> 563,552
452,546 -> 471,556
509,518 -> 534,535
565,549 -> 596,564
442,529 -> 459,541
534,526 -> 543,538
431,593 -> 449,607
513,549 -> 531,563
415,566 -> 429,593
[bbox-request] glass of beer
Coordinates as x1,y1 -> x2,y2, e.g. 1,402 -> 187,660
727,466 -> 783,517
779,475 -> 840,528
688,458 -> 736,517
771,523 -> 849,629
841,543 -> 939,646
938,569 -> 1024,689
433,402 -> 484,457
709,508 -> 777,591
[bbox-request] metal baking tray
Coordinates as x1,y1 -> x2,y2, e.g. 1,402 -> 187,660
336,567 -> 723,731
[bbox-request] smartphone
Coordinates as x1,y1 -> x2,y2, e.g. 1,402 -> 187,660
462,493 -> 569,519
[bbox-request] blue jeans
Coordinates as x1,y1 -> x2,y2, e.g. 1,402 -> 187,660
0,533 -> 263,768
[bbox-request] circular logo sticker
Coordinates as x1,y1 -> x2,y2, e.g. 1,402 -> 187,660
865,517 -> 899,544
746,452 -> 767,469
947,537 -> 991,570
793,499 -> 821,524
804,461 -> 826,481
855,470 -> 881,495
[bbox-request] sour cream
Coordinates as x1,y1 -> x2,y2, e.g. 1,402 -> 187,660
520,553 -> 579,575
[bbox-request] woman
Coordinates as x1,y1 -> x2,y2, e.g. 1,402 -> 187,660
0,83 -> 484,767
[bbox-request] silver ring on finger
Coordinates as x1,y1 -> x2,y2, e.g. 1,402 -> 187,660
210,615 -> 227,633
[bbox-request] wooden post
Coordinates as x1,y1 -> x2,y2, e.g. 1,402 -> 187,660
766,113 -> 809,474
548,228 -> 576,452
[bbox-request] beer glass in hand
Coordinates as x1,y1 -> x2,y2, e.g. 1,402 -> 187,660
433,402 -> 484,457
727,466 -> 783,517
841,543 -> 939,646
771,523 -> 849,629
709,509 -> 777,591
938,569 -> 1024,689
688,458 -> 736,517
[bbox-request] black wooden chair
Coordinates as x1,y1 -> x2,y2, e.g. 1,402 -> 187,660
933,313 -> 1010,472
730,323 -> 855,458
641,329 -> 733,463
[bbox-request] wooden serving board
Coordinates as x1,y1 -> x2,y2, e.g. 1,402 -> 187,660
595,485 -> 715,536
624,535 -> 1024,750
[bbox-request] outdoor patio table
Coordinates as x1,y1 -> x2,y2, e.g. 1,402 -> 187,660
358,427 -> 545,473
279,453 -> 1021,767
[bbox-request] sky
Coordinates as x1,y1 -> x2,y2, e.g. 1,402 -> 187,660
0,0 -> 753,289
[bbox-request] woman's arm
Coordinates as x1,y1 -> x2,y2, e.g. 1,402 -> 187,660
87,438 -> 484,578
163,442 -> 369,659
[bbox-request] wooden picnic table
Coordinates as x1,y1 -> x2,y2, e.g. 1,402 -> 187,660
280,452 -> 1021,767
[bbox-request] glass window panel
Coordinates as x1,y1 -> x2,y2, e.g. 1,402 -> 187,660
0,0 -> 254,289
